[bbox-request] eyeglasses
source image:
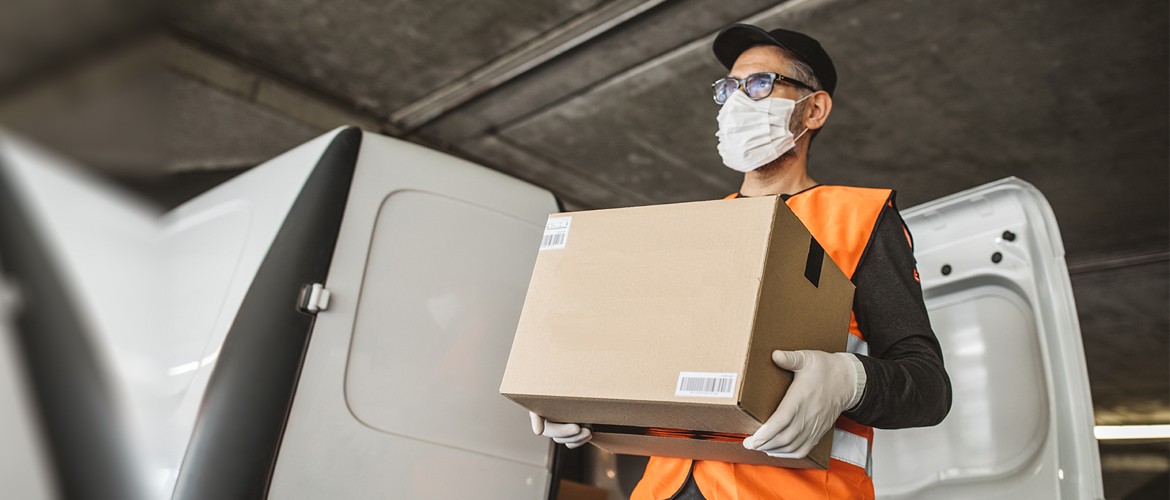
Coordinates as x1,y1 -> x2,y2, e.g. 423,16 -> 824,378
712,72 -> 816,105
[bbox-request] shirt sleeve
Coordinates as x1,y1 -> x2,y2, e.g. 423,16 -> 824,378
841,200 -> 953,429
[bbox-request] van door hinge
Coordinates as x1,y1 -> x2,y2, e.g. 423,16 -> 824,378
297,283 -> 331,314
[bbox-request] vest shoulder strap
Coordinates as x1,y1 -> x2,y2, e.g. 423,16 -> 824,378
784,185 -> 893,280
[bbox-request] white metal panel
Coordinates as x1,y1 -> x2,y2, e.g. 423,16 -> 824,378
153,128 -> 342,498
0,131 -> 161,496
345,191 -> 548,464
270,131 -> 557,499
0,127 -> 345,499
873,178 -> 1103,500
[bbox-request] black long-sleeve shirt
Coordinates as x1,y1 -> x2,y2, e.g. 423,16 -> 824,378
837,196 -> 952,428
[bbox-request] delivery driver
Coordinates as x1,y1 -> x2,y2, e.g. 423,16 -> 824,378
530,24 -> 952,500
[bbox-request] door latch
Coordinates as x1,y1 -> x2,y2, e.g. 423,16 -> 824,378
297,283 -> 331,314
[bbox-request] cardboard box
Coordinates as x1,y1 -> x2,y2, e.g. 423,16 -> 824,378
500,195 -> 855,469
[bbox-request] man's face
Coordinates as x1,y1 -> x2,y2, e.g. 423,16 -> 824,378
727,45 -> 803,102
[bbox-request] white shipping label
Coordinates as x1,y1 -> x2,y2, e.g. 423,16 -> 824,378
540,216 -> 572,250
675,372 -> 737,398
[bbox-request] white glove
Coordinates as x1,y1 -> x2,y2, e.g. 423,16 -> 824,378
530,412 -> 592,449
743,350 -> 866,458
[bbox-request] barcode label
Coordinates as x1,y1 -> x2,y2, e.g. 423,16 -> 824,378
675,372 -> 737,398
541,232 -> 566,248
540,216 -> 572,251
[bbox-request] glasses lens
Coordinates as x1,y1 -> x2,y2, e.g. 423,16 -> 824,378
744,74 -> 775,100
713,79 -> 738,104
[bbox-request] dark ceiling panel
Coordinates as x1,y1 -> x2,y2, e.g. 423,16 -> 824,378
415,0 -> 789,145
0,0 -> 153,89
458,133 -> 655,208
807,0 -> 1169,256
497,48 -> 739,205
166,0 -> 607,114
1075,261 -> 1169,424
162,72 -> 324,170
4,70 -> 323,174
493,0 -> 1169,256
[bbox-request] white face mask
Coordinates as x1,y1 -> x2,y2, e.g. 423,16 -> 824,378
715,90 -> 810,172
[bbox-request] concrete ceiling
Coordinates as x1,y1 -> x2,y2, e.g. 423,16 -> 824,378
165,0 -> 1169,259
0,0 -> 152,88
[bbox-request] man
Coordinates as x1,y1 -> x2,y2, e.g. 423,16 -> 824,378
531,24 -> 951,500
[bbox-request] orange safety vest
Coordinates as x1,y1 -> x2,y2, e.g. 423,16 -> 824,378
632,185 -> 894,500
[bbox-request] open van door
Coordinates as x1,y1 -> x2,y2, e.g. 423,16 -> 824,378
263,130 -> 558,499
0,127 -> 559,500
167,127 -> 558,499
0,126 -> 363,500
0,130 -> 164,500
873,178 -> 1104,500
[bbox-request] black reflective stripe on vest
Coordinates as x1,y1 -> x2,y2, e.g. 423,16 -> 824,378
0,151 -> 144,500
174,127 -> 362,500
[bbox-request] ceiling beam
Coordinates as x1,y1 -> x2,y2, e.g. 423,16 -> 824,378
1068,250 -> 1170,274
388,0 -> 670,132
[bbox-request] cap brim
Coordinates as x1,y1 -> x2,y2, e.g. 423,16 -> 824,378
712,24 -> 791,71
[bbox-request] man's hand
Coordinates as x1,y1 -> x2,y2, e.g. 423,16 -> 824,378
530,412 -> 592,449
743,350 -> 864,458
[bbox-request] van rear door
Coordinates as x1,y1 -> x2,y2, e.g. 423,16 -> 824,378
267,130 -> 558,500
872,177 -> 1103,500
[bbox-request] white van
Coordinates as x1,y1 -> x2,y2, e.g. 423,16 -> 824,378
0,127 -> 1103,500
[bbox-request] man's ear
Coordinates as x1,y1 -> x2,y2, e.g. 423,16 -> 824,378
804,91 -> 833,130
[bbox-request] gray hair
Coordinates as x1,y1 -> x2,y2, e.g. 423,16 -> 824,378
783,52 -> 823,138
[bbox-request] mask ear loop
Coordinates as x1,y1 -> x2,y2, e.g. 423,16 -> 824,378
792,127 -> 809,142
790,92 -> 815,142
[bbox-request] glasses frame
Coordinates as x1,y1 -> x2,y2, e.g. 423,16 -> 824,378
711,72 -> 817,104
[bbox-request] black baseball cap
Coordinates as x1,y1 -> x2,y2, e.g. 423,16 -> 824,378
713,24 -> 837,97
